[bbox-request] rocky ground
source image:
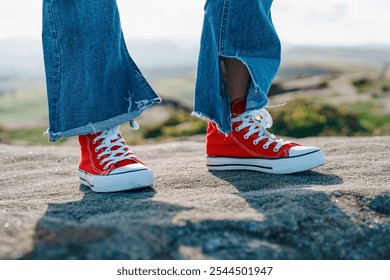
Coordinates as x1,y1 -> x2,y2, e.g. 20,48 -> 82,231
0,136 -> 389,259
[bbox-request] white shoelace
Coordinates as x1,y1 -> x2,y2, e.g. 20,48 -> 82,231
232,108 -> 285,152
92,127 -> 135,170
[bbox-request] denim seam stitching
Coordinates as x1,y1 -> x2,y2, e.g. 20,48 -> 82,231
218,0 -> 230,54
47,0 -> 61,134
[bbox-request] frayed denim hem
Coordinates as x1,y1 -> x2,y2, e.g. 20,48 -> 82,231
244,98 -> 269,118
192,110 -> 226,133
44,97 -> 162,142
192,97 -> 268,135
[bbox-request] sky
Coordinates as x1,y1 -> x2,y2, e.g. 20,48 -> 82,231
0,0 -> 389,46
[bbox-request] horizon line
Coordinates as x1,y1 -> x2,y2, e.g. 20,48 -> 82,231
0,36 -> 390,49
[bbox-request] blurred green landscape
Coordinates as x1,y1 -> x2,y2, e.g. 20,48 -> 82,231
0,40 -> 389,146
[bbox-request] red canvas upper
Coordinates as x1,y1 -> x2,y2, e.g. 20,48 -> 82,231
206,97 -> 300,158
78,131 -> 142,175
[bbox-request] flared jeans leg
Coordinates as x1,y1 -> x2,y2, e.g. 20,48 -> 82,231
42,0 -> 161,142
194,0 -> 281,133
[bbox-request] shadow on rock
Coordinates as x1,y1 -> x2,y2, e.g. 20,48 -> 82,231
171,171 -> 390,259
22,185 -> 190,259
22,172 -> 390,260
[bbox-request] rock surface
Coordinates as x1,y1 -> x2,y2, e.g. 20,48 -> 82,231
0,137 -> 389,260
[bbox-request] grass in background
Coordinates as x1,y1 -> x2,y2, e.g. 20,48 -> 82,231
143,108 -> 206,140
0,87 -> 48,125
1,73 -> 389,146
271,99 -> 390,137
152,76 -> 195,107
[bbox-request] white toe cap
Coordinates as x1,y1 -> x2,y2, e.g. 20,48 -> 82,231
110,163 -> 149,174
289,146 -> 321,157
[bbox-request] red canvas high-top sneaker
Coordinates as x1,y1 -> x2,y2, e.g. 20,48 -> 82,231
78,126 -> 153,192
206,97 -> 326,174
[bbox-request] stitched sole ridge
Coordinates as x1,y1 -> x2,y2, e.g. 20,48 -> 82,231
206,150 -> 326,174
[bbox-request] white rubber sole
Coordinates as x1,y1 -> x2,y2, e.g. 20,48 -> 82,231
78,168 -> 154,193
207,149 -> 326,174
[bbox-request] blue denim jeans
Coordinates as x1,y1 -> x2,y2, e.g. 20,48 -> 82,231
194,0 -> 281,133
42,0 -> 280,141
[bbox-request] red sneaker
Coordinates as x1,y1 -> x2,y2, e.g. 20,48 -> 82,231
206,97 -> 326,174
78,126 -> 153,192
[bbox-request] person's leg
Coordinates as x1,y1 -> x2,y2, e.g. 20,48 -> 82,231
42,0 -> 159,192
222,58 -> 250,102
195,0 -> 326,174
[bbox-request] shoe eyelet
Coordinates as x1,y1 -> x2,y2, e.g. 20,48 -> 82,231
92,141 -> 96,144
99,161 -> 103,166
97,155 -> 101,159
274,148 -> 279,152
103,166 -> 107,170
244,135 -> 249,140
95,148 -> 98,152
263,145 -> 269,150
253,140 -> 259,145
235,127 -> 240,132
